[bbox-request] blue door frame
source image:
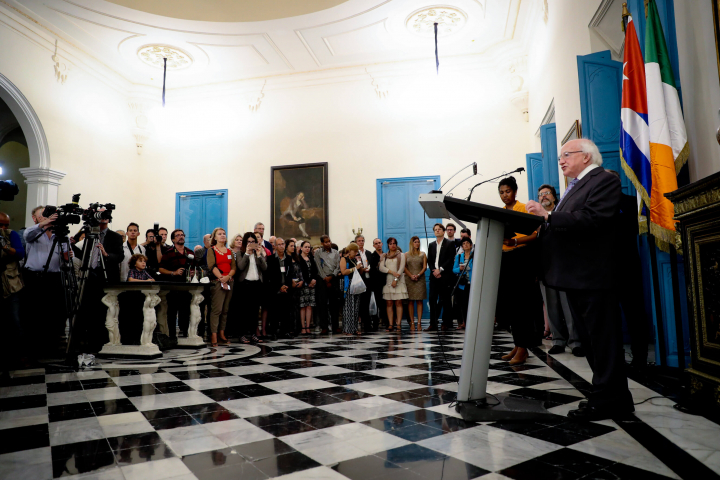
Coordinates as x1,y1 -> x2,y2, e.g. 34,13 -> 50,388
377,176 -> 441,319
175,189 -> 228,249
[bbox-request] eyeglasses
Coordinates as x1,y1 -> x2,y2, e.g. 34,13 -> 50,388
558,150 -> 583,161
537,192 -> 553,198
0,222 -> 9,227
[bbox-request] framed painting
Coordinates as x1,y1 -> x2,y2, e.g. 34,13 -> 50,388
271,162 -> 328,244
561,119 -> 582,146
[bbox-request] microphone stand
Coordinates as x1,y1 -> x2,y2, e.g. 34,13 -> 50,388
466,169 -> 524,201
437,162 -> 477,192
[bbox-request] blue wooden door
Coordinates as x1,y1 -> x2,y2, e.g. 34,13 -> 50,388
577,51 -> 636,197
525,153 -> 544,199
540,124 -> 560,193
176,189 -> 228,248
377,176 -> 441,319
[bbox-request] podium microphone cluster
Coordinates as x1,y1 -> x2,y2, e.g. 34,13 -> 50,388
466,167 -> 524,201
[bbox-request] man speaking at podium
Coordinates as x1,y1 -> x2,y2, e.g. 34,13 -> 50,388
526,138 -> 633,421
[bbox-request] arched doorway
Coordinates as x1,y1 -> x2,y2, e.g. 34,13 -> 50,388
0,72 -> 64,227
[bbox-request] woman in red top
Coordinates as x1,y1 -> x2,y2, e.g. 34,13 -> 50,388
207,227 -> 236,347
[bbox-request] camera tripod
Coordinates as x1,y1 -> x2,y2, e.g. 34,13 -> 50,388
41,223 -> 107,358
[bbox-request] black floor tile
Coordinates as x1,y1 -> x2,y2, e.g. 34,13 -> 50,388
48,403 -> 95,422
182,402 -> 226,415
266,371 -> 306,380
153,381 -> 195,394
182,446 -> 248,473
0,423 -> 49,454
79,378 -> 117,390
107,431 -> 164,451
256,419 -> 316,437
202,369 -> 235,378
381,391 -> 426,402
201,387 -> 248,402
333,453 -> 404,480
595,462 -> 678,479
534,448 -> 616,475
47,381 -> 83,393
51,438 -> 113,462
189,459 -> 266,480
234,438 -> 296,462
292,411 -> 353,429
241,373 -> 284,383
245,412 -> 294,428
0,394 -> 47,411
251,450 -> 320,477
363,415 -> 420,433
233,384 -> 277,398
148,414 -> 199,430
386,423 -> 445,441
285,390 -> 343,406
508,388 -> 583,407
402,396 -> 446,409
90,398 -> 137,416
490,373 -> 557,387
168,371 -> 204,381
120,384 -> 161,397
51,451 -> 117,478
141,407 -> 187,420
192,409 -> 240,424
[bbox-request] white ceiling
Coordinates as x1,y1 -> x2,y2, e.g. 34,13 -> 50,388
13,0 -> 536,89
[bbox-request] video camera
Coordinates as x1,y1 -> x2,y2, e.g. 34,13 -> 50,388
43,194 -> 116,231
0,180 -> 19,202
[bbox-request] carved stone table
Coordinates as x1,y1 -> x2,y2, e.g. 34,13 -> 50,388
96,282 -> 206,359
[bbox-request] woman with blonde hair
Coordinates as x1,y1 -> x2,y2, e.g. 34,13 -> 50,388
379,237 -> 408,332
206,227 -> 236,346
226,233 -> 244,340
340,242 -> 365,336
404,236 -> 427,331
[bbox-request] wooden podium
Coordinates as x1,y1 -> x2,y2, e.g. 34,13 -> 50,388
419,194 -> 551,421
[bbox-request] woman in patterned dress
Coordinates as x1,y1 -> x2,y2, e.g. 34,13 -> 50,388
340,243 -> 365,336
297,240 -> 319,335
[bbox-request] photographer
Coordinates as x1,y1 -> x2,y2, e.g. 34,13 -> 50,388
145,227 -> 171,278
22,210 -> 71,357
159,229 -> 195,339
1,212 -> 25,369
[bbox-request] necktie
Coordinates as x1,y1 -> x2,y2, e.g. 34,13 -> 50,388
556,178 -> 579,210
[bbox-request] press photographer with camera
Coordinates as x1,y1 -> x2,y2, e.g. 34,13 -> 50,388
145,226 -> 171,278
22,208 -> 72,356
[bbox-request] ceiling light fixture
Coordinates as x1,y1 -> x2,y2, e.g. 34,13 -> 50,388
434,21 -> 439,74
162,57 -> 167,107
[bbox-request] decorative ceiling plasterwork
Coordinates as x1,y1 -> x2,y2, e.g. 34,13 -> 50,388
405,6 -> 467,37
137,45 -> 193,69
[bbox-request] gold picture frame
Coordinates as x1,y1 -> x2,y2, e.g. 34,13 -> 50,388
561,120 -> 582,146
561,120 -> 582,187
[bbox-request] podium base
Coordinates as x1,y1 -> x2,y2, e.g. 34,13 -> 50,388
456,393 -> 555,422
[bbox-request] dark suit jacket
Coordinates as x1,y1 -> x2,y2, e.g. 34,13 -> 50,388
428,238 -> 455,280
98,228 -> 124,283
369,251 -> 385,289
266,254 -> 288,294
539,167 -> 621,291
297,253 -> 320,284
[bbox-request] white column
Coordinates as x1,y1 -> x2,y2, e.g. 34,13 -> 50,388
18,167 -> 66,227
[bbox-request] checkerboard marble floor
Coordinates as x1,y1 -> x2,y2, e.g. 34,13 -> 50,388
2,326 -> 719,480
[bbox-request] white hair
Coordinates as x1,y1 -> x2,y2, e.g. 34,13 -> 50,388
578,139 -> 603,166
254,222 -> 264,229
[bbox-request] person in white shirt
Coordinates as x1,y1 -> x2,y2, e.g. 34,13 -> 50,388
120,223 -> 145,281
355,235 -> 375,332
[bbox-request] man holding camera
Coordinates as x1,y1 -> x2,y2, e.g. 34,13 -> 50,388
159,229 -> 195,339
145,227 -> 171,278
22,208 -> 72,357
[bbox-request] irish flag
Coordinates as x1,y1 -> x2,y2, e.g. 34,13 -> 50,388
645,0 -> 688,242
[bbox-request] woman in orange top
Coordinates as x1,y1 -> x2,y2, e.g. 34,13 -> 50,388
495,176 -> 544,365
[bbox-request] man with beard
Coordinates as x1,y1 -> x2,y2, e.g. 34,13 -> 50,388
159,229 -> 195,339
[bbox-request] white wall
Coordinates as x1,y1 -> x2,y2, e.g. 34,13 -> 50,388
144,71 -> 530,246
525,0 -> 604,192
0,20 -> 530,243
674,0 -> 720,181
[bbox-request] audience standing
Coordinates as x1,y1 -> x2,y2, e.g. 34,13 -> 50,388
427,224 -> 455,331
285,239 -> 303,334
206,228 -> 236,347
355,235 -> 375,333
120,223 -> 145,282
235,232 -> 266,344
315,235 -> 340,334
452,237 -> 474,330
1,212 -> 26,367
159,229 -> 194,339
369,238 -> 388,329
266,238 -> 294,338
340,242 -> 364,336
404,236 -> 427,331
297,240 -> 319,335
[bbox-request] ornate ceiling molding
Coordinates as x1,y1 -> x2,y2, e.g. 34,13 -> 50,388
137,45 -> 193,69
405,6 -> 467,38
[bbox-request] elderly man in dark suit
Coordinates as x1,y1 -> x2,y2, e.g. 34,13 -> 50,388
527,138 -> 634,421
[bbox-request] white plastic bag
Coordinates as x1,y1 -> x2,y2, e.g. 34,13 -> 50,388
348,269 -> 367,295
369,292 -> 378,315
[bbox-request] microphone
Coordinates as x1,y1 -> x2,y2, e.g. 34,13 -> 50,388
445,162 -> 479,196
438,162 -> 479,193
466,168 -> 526,201
473,163 -> 477,175
516,167 -> 525,173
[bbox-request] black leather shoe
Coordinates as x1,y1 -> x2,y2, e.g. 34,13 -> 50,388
578,400 -> 588,410
568,406 -> 633,422
572,347 -> 586,357
548,345 -> 565,355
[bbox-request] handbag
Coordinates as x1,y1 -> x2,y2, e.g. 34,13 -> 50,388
369,292 -> 378,315
348,268 -> 367,295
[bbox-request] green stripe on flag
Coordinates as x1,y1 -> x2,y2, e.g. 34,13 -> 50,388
645,0 -> 675,87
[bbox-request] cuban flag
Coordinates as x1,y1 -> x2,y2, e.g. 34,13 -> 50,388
620,15 -> 651,211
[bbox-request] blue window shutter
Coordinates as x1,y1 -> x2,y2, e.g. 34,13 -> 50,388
539,123 -> 560,193
525,153 -> 544,198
